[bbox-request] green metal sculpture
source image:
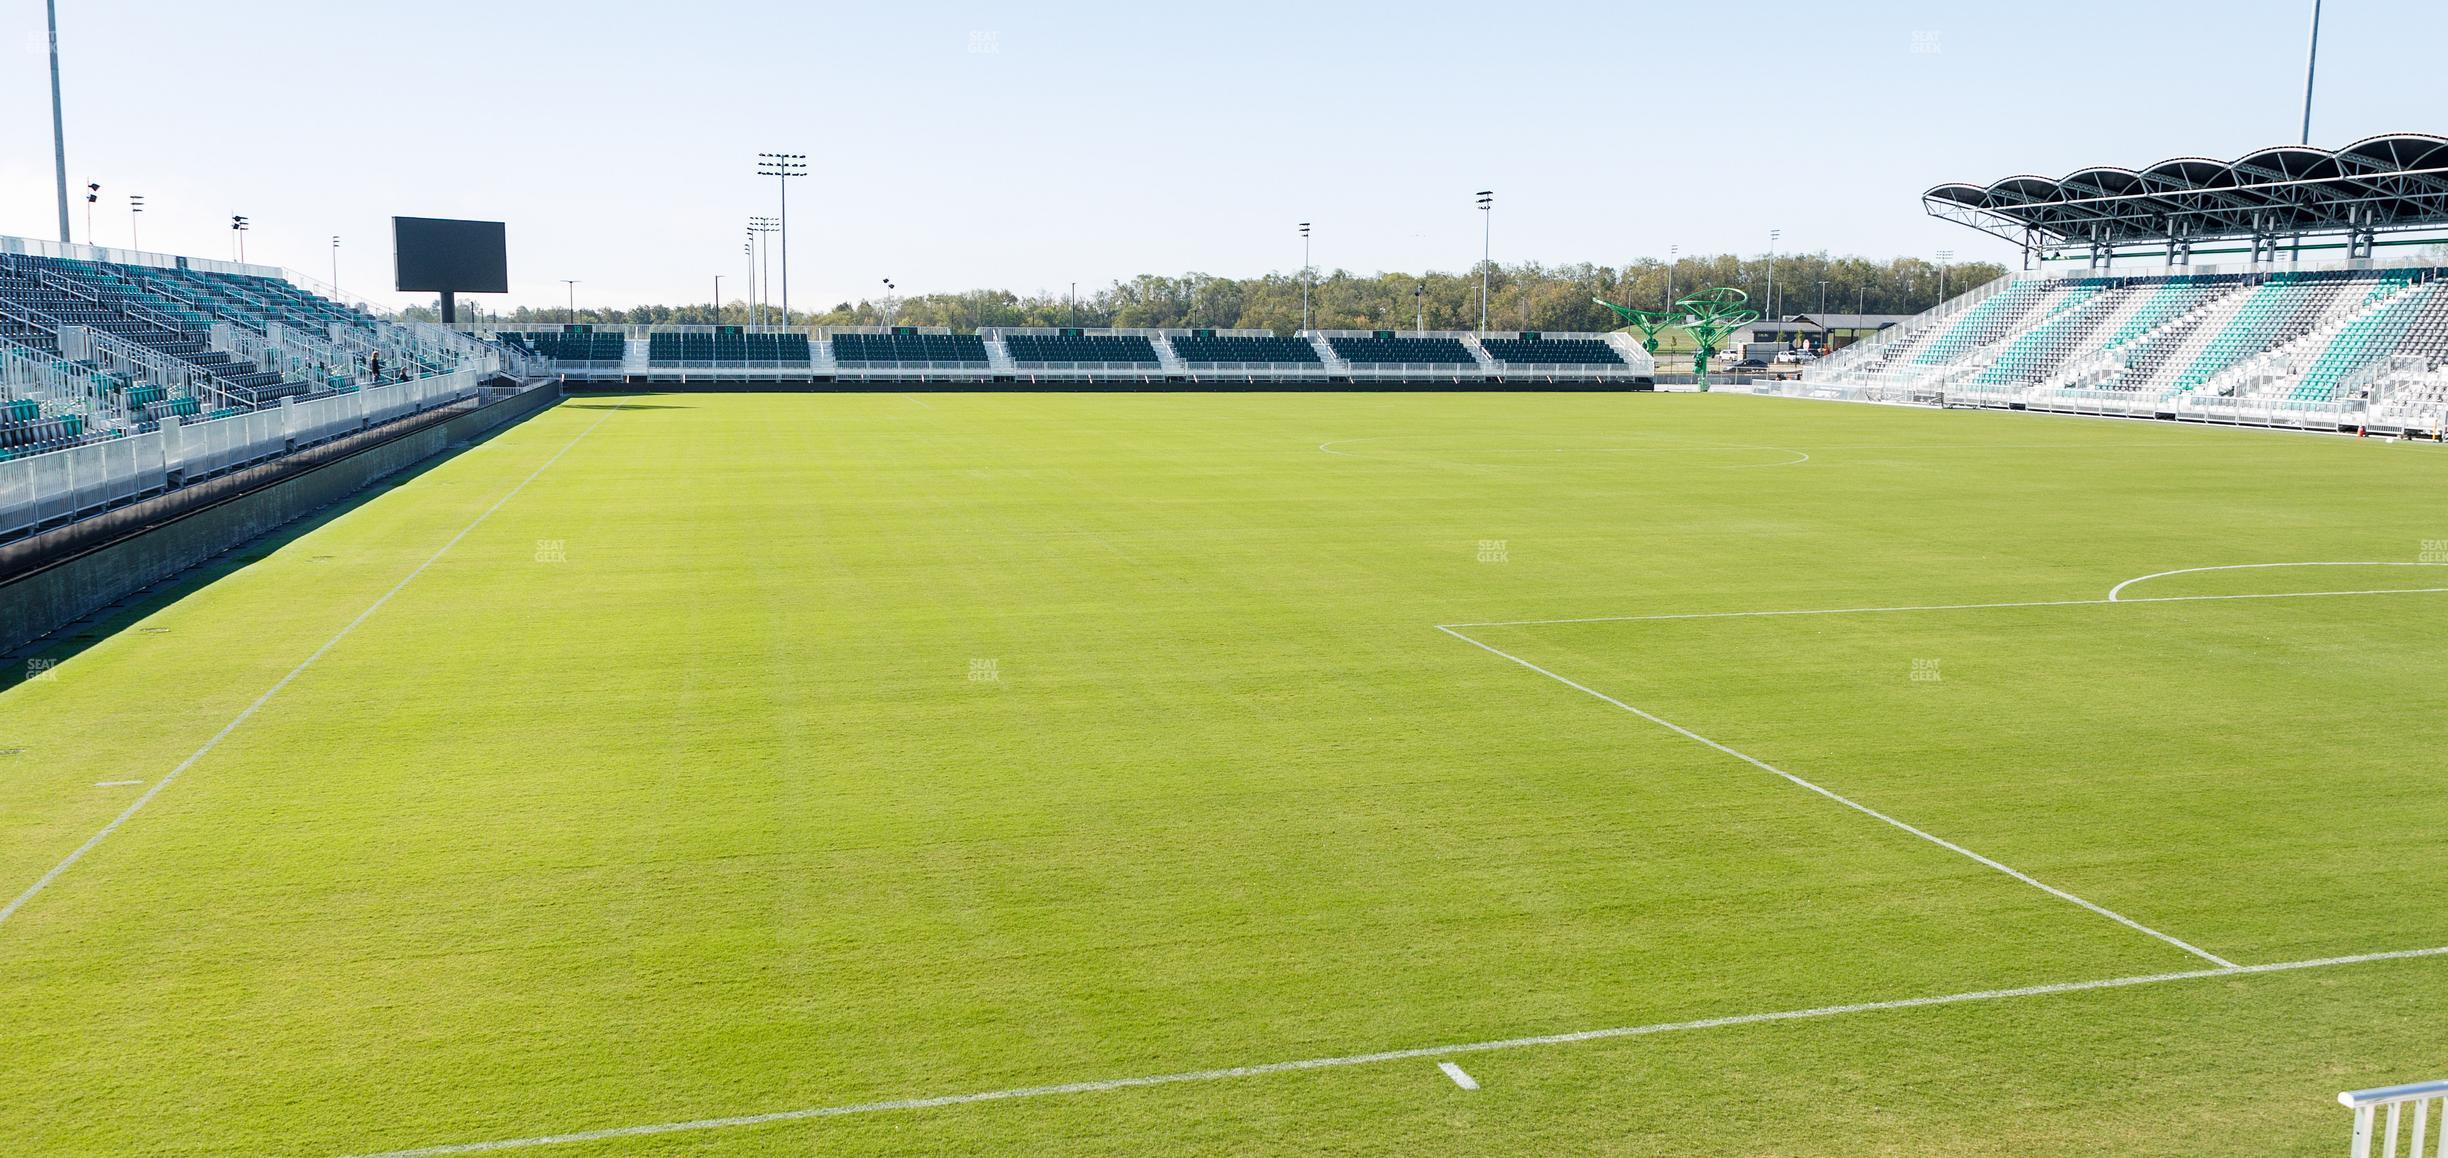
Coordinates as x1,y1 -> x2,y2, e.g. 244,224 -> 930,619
1594,287 -> 1761,392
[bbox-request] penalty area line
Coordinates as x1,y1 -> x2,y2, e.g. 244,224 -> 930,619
0,402 -> 625,931
1433,624 -> 2237,969
348,943 -> 2448,1157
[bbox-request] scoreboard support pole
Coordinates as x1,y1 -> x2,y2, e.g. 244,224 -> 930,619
440,290 -> 458,324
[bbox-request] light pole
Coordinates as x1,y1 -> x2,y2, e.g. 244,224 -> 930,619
714,275 -> 723,327
231,215 -> 249,263
331,235 -> 340,297
1667,243 -> 1679,309
1765,228 -> 1781,322
756,154 -> 806,326
562,279 -> 579,325
881,279 -> 897,326
1298,222 -> 1312,332
1817,280 -> 1828,315
1474,190 -> 1494,334
129,194 -> 143,250
1937,249 -> 1954,302
745,239 -> 756,326
1414,283 -> 1425,334
83,182 -> 98,248
749,216 -> 778,327
2301,0 -> 2322,144
45,0 -> 70,243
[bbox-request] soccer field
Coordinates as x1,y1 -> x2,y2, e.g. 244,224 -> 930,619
5,391 -> 2446,1155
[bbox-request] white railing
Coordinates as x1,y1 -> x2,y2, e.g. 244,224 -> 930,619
2343,1080 -> 2448,1158
0,369 -> 488,540
57,324 -> 247,413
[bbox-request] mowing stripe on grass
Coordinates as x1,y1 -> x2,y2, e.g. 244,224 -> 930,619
0,399 -> 617,931
1443,585 -> 2448,629
1433,624 -> 2239,968
348,943 -> 2448,1157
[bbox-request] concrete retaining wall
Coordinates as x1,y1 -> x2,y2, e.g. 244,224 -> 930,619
0,383 -> 562,656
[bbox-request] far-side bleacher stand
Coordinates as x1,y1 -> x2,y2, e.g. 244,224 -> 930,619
0,234 -> 550,544
474,322 -> 1660,389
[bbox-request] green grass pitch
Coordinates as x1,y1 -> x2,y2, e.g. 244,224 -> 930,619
3,391 -> 2445,1155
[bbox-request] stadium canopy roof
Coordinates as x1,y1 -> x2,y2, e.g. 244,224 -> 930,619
1924,134 -> 2448,250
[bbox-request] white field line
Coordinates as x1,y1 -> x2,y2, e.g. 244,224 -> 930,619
1434,624 -> 2237,968
2107,561 -> 2448,602
92,781 -> 142,787
349,942 -> 2448,1158
0,401 -> 621,931
1443,585 -> 2448,630
1437,1062 -> 1480,1090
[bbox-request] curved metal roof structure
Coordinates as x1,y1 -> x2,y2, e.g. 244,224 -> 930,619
1924,134 -> 2448,248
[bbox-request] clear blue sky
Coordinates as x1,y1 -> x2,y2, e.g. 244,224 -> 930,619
5,0 -> 2442,312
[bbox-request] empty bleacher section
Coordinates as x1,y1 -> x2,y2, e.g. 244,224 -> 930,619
1167,334 -> 1322,366
1002,332 -> 1159,367
503,331 -> 625,363
646,330 -> 811,367
1326,335 -> 1479,366
1479,336 -> 1626,367
1799,262 -> 2448,430
830,331 -> 991,367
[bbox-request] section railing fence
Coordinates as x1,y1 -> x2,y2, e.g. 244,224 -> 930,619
2342,1080 -> 2448,1158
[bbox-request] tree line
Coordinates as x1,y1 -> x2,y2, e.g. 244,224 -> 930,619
419,252 -> 2011,333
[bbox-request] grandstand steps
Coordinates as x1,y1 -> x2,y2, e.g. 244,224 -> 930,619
982,336 -> 1017,373
1461,335 -> 1500,372
1148,335 -> 1187,375
621,336 -> 650,375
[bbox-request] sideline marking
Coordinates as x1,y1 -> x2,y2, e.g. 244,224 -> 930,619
0,401 -> 623,931
1438,1062 -> 1480,1090
1434,624 -> 2236,968
2107,561 -> 2448,602
93,781 -> 142,788
350,943 -> 2448,1157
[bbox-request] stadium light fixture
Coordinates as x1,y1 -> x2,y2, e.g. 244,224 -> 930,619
1414,283 -> 1425,335
748,217 -> 780,329
1937,248 -> 1954,301
2300,0 -> 2321,145
714,275 -> 723,328
1667,243 -> 1679,311
1474,191 -> 1494,334
562,279 -> 580,325
755,153 -> 807,327
128,194 -> 144,251
231,215 -> 250,263
1298,222 -> 1312,333
745,238 -> 757,328
83,182 -> 99,248
331,235 -> 340,299
46,0 -> 70,243
1765,228 -> 1781,322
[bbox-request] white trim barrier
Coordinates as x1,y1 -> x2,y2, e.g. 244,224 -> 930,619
2343,1079 -> 2448,1158
0,369 -> 482,541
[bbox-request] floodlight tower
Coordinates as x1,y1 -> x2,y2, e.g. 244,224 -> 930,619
755,153 -> 806,325
1474,191 -> 1494,333
1298,222 -> 1312,332
749,216 -> 780,327
231,215 -> 249,263
129,194 -> 144,250
45,0 -> 71,242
